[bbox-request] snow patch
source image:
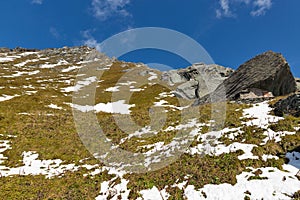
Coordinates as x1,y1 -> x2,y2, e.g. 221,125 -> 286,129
242,102 -> 282,129
61,76 -> 97,92
48,104 -> 63,110
261,129 -> 296,144
40,60 -> 68,69
148,72 -> 158,81
0,94 -> 20,102
139,186 -> 170,200
70,100 -> 135,114
183,165 -> 300,200
154,100 -> 188,111
0,149 -> 78,178
105,86 -> 120,92
61,65 -> 81,72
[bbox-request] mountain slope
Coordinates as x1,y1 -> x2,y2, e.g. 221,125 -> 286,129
0,47 -> 299,199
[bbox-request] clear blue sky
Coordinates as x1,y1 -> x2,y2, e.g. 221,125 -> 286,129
0,0 -> 299,76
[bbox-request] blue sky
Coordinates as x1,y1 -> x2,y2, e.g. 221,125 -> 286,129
0,0 -> 299,76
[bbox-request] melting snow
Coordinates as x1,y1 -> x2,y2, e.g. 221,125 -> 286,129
148,72 -> 158,81
262,154 -> 279,161
105,86 -> 120,92
61,76 -> 97,92
48,104 -> 63,110
0,151 -> 78,178
14,59 -> 40,67
18,52 -> 38,56
61,65 -> 81,72
118,81 -> 137,86
40,60 -> 68,69
154,100 -> 189,110
2,70 -> 40,78
96,179 -> 130,200
130,88 -> 144,92
70,100 -> 135,114
0,140 -> 79,179
261,129 -> 295,144
94,167 -> 130,200
183,165 -> 300,200
242,102 -> 282,129
0,55 -> 20,62
25,91 -> 38,95
190,140 -> 258,160
0,94 -> 20,102
138,187 -> 170,200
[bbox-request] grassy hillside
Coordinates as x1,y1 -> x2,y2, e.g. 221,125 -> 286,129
0,48 -> 299,199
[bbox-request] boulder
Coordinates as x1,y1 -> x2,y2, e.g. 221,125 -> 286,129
273,93 -> 300,117
196,51 -> 297,104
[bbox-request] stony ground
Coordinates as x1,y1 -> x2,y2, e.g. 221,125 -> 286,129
0,47 -> 299,199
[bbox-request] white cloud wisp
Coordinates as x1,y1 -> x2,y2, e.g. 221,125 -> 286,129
216,0 -> 273,18
91,0 -> 131,21
31,0 -> 43,5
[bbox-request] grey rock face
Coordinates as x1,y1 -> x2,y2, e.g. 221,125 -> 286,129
196,51 -> 297,105
273,93 -> 300,117
175,80 -> 199,99
162,63 -> 234,99
162,70 -> 186,84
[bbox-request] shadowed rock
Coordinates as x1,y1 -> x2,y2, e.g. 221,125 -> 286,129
273,94 -> 300,117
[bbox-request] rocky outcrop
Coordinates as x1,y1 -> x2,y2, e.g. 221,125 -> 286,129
0,47 -> 11,53
195,51 -> 297,104
13,47 -> 39,53
273,94 -> 300,117
162,63 -> 234,99
1,47 -> 42,53
40,46 -> 110,63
